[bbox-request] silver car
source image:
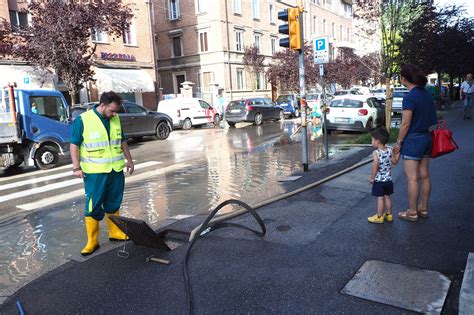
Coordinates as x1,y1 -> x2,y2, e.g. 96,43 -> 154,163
391,91 -> 409,113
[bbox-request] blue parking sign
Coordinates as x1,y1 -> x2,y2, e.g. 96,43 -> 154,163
315,38 -> 326,51
24,77 -> 30,84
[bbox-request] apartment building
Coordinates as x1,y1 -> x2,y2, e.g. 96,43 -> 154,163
0,0 -> 157,108
303,0 -> 354,59
155,0 -> 295,103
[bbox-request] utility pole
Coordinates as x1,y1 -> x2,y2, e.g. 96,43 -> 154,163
314,36 -> 329,159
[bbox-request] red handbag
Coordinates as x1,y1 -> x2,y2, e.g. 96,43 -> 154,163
431,120 -> 458,158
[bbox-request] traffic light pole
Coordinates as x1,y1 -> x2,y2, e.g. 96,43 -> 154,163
298,10 -> 308,172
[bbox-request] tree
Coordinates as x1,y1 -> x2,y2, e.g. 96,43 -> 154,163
13,0 -> 131,105
0,19 -> 14,56
325,48 -> 375,89
266,43 -> 319,93
242,46 -> 265,91
353,0 -> 424,127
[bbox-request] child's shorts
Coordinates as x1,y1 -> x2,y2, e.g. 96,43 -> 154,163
372,180 -> 393,197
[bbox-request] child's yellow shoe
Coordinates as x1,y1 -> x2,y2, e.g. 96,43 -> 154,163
385,214 -> 393,222
368,214 -> 384,224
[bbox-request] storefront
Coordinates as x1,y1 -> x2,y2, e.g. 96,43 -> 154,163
88,67 -> 155,108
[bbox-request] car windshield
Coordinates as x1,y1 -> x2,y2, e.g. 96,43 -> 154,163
276,95 -> 293,103
393,92 -> 408,98
306,94 -> 319,101
334,91 -> 348,96
330,99 -> 363,108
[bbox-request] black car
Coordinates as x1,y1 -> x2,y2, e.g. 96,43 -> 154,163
225,98 -> 284,127
71,101 -> 173,140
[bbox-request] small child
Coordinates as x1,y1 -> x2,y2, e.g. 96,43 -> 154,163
368,127 -> 400,224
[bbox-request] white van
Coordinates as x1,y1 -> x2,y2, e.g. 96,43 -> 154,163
157,98 -> 221,130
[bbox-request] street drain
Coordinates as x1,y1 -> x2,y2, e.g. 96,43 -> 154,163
276,225 -> 291,232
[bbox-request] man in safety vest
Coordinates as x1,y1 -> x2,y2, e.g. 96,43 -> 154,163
70,91 -> 135,256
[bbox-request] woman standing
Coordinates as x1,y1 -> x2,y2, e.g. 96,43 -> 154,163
395,64 -> 438,222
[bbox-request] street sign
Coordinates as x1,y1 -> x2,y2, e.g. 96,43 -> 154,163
314,37 -> 329,64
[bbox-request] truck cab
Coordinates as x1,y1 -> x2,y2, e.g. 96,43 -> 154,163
0,86 -> 72,170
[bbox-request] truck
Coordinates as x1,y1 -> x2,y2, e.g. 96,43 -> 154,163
0,84 -> 71,170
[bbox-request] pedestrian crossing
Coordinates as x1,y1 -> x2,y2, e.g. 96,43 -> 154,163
0,161 -> 193,212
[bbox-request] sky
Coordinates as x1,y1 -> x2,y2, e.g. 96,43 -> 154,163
435,0 -> 474,17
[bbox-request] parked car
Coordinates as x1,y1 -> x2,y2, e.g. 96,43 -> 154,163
391,91 -> 409,113
225,98 -> 284,127
326,95 -> 385,132
72,101 -> 173,140
157,98 -> 220,130
350,86 -> 371,95
275,94 -> 300,118
371,88 -> 386,100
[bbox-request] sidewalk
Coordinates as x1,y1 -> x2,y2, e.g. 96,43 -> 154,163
1,106 -> 472,314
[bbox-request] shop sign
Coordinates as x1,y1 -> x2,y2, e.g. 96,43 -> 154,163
100,52 -> 136,61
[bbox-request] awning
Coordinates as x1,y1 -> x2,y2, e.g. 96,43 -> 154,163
94,68 -> 155,93
0,65 -> 56,89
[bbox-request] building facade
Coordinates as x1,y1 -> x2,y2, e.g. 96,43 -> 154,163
0,0 -> 158,109
155,0 -> 296,103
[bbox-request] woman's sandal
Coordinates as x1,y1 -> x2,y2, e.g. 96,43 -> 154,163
417,209 -> 429,218
398,210 -> 419,222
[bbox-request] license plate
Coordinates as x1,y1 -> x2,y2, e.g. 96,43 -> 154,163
335,118 -> 349,123
231,109 -> 241,113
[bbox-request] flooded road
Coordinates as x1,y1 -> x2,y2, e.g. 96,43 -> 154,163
0,120 -> 361,294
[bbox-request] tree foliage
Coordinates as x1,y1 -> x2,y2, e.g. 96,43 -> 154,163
266,43 -> 319,92
12,0 -> 131,104
242,46 -> 265,91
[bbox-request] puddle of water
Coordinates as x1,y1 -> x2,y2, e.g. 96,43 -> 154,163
0,122 -> 355,293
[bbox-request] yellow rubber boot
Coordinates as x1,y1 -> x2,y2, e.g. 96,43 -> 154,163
81,217 -> 100,256
106,211 -> 128,241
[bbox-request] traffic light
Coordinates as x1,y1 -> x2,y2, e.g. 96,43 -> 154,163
278,8 -> 302,50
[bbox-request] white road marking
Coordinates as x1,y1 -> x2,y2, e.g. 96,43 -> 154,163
1,161 -> 161,203
16,163 -> 190,210
0,161 -> 160,192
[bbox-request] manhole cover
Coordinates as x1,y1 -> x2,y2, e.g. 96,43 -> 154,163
341,260 -> 451,314
276,225 -> 291,232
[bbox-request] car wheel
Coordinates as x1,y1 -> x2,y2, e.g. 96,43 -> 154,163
278,110 -> 284,121
366,119 -> 374,131
293,108 -> 300,118
34,145 -> 59,170
182,118 -> 192,130
213,114 -> 221,126
254,112 -> 263,125
155,121 -> 171,140
227,121 -> 236,128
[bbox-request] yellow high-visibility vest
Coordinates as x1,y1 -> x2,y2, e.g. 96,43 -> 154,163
79,110 -> 125,173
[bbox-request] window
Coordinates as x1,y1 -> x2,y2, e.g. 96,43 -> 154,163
233,0 -> 242,14
331,22 -> 335,39
91,29 -> 107,43
237,69 -> 244,90
346,28 -> 351,42
322,19 -> 326,35
199,32 -> 208,52
195,0 -> 207,13
254,33 -> 261,52
339,25 -> 343,41
199,100 -> 211,109
9,10 -> 28,30
30,96 -> 67,123
122,18 -> 137,45
172,36 -> 182,57
124,103 -> 146,114
169,0 -> 180,20
235,30 -> 243,52
256,73 -> 263,90
269,4 -> 275,24
344,4 -> 352,17
312,15 -> 317,34
200,72 -> 214,92
271,37 -> 277,55
251,0 -> 260,19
